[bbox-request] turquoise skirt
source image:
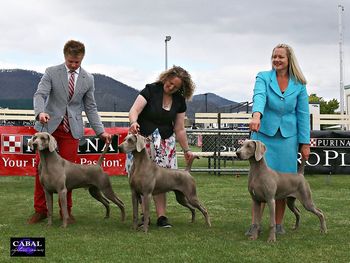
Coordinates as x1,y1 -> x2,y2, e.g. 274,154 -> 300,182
251,130 -> 298,173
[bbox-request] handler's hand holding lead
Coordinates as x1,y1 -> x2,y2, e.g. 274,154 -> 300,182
39,112 -> 50,124
249,119 -> 260,132
129,122 -> 140,134
100,132 -> 112,144
184,150 -> 193,162
249,112 -> 261,132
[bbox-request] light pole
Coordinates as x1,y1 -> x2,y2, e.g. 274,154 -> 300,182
165,36 -> 171,70
338,5 -> 345,129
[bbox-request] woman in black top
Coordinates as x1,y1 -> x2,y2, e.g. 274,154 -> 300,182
128,66 -> 195,227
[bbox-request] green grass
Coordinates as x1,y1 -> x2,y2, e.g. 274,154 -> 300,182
1,173 -> 349,263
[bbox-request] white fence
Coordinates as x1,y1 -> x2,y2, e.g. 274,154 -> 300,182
1,109 -> 350,174
194,112 -> 350,131
2,109 -> 349,130
0,109 -> 129,124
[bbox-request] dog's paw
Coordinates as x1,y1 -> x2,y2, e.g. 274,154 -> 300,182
267,238 -> 276,243
267,235 -> 276,243
249,234 -> 258,241
320,228 -> 327,234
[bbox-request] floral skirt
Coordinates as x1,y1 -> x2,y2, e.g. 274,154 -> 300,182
126,129 -> 178,175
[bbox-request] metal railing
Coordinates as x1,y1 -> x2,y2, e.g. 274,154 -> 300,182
184,128 -> 250,175
0,109 -> 130,127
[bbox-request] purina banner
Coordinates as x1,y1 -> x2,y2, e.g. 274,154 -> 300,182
0,126 -> 129,176
306,130 -> 350,174
1,127 -> 350,175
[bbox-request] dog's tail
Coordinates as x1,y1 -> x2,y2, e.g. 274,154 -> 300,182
297,158 -> 306,175
97,137 -> 113,166
185,155 -> 200,172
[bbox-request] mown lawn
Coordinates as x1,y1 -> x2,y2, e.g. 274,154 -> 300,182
0,171 -> 349,263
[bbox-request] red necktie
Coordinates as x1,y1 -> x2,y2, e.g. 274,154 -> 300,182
63,71 -> 75,132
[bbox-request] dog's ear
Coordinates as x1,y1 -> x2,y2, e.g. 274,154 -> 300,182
28,136 -> 35,150
48,134 -> 58,152
136,134 -> 145,152
254,140 -> 266,161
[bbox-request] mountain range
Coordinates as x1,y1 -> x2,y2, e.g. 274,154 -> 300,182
0,69 -> 250,121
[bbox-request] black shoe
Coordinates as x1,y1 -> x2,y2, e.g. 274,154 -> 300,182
156,216 -> 172,228
275,224 -> 286,235
138,215 -> 151,228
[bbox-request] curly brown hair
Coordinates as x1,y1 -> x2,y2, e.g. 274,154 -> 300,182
157,65 -> 195,100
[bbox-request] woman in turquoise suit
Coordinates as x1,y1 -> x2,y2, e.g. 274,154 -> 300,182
246,43 -> 311,236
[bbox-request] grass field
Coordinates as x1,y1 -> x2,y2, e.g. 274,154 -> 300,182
1,172 -> 349,263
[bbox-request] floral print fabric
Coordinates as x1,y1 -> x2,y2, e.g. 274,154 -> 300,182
126,129 -> 177,175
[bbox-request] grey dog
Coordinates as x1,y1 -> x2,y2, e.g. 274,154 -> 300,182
236,140 -> 327,242
118,133 -> 211,233
28,132 -> 125,228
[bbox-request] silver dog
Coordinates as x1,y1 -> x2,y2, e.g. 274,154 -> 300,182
118,133 -> 211,232
236,140 -> 327,242
28,132 -> 125,228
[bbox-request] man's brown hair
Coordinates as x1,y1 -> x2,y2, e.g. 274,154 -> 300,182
63,40 -> 85,57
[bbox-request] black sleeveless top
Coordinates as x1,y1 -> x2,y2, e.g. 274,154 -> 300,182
138,82 -> 186,139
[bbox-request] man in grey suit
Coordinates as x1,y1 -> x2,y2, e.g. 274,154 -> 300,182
28,40 -> 111,224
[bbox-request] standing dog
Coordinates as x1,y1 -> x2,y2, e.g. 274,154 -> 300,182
28,132 -> 125,228
236,140 -> 327,242
118,133 -> 211,232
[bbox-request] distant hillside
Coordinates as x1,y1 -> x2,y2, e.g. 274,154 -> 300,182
0,69 -> 248,120
0,69 -> 42,99
90,73 -> 139,112
0,69 -> 139,111
187,93 -> 251,119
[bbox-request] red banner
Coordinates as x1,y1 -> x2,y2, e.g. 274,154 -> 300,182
0,126 -> 129,176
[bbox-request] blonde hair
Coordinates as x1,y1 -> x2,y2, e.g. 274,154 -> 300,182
158,65 -> 195,100
271,44 -> 307,85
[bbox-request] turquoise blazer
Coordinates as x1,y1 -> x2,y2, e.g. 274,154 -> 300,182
252,70 -> 310,144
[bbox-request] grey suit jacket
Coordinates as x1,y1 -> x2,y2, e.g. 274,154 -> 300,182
33,63 -> 105,139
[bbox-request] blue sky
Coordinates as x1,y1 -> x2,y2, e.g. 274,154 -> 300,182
0,0 -> 349,103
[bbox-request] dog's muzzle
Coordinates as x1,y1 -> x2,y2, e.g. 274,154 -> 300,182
28,141 -> 37,151
117,145 -> 125,153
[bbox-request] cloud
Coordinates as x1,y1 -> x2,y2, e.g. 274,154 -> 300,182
0,0 -> 349,102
